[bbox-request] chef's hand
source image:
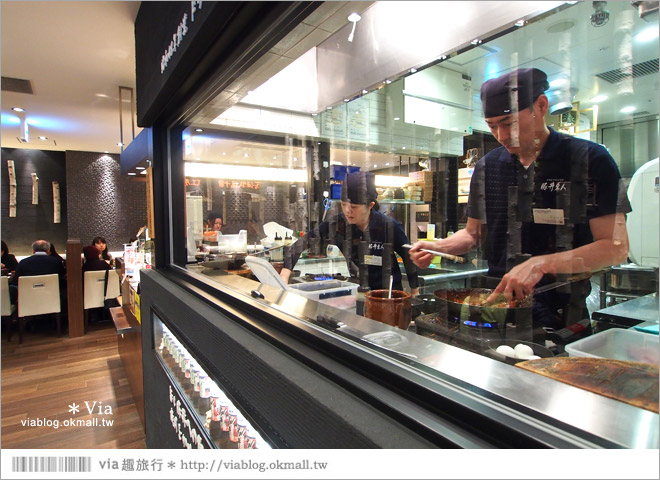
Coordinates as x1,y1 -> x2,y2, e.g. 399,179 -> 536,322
408,241 -> 440,269
280,268 -> 292,284
487,256 -> 547,304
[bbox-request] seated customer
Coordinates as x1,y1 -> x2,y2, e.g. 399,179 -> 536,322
91,236 -> 113,265
48,242 -> 67,274
82,246 -> 111,273
1,240 -> 18,276
9,240 -> 66,304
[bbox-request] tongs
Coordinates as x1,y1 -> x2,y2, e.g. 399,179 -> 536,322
402,244 -> 465,263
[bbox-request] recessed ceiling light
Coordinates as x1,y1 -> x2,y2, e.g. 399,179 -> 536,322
470,39 -> 482,45
385,79 -> 392,84
104,151 -> 109,154
374,164 -> 378,168
270,163 -> 274,166
244,153 -> 248,157
140,170 -> 147,175
620,106 -> 636,113
635,27 -> 659,43
235,160 -> 239,163
11,107 -> 25,112
590,95 -> 608,103
550,78 -> 568,88
311,113 -> 318,116
410,68 -> 417,73
128,172 -> 136,176
394,117 -> 400,121
515,19 -> 525,27
136,166 -> 145,170
327,106 -> 333,110
222,152 -> 226,155
273,156 -> 277,160
385,163 -> 390,166
344,98 -> 350,102
117,142 -> 124,147
438,55 -> 447,60
195,158 -> 201,161
195,128 -> 204,132
362,89 -> 368,94
38,136 -> 48,140
347,12 -> 361,22
294,157 -> 298,161
402,146 -> 406,150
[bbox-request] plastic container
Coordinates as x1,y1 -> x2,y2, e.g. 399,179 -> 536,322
565,328 -> 659,364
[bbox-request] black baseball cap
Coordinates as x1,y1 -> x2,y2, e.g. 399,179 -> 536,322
480,68 -> 549,118
341,171 -> 377,205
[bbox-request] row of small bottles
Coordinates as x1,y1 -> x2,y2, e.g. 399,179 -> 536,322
158,326 -> 271,449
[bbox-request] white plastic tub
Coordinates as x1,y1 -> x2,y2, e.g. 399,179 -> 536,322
565,328 -> 659,364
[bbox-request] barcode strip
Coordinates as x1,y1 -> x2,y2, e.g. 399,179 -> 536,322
12,456 -> 91,473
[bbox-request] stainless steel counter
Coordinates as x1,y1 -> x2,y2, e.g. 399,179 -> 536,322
187,263 -> 659,448
592,293 -> 659,326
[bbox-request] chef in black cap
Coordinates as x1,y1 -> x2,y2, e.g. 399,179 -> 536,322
411,68 -> 630,331
281,171 -> 419,296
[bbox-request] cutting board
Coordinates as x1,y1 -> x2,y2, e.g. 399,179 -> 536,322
516,357 -> 659,413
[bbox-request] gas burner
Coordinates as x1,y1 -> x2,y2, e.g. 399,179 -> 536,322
303,273 -> 347,281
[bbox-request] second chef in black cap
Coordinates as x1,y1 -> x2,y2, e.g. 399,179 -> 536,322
410,68 -> 631,331
281,170 -> 419,296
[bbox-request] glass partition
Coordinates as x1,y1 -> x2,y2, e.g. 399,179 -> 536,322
168,0 -> 658,445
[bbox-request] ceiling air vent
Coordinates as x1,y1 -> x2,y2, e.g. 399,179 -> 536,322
1,76 -> 34,94
595,59 -> 659,84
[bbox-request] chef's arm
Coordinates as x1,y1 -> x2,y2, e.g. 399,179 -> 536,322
280,222 -> 329,284
409,217 -> 483,268
488,213 -> 629,301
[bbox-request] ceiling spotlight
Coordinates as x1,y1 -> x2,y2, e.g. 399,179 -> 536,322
294,157 -> 298,161
195,128 -> 204,132
362,89 -> 368,94
620,105 -> 636,113
222,152 -> 226,155
347,13 -> 361,42
470,39 -> 482,45
394,117 -> 401,121
244,153 -> 249,157
344,98 -> 350,102
117,142 -> 124,147
410,68 -> 417,73
273,156 -> 277,160
590,1 -> 610,27
385,79 -> 392,84
515,19 -> 526,27
104,151 -> 109,154
11,107 -> 25,112
38,136 -> 48,140
439,55 -> 447,60
140,170 -> 147,175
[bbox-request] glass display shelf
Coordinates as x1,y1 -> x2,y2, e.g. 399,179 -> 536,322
154,319 -> 272,449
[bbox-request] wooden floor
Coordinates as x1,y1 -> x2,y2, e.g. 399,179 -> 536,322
1,320 -> 146,449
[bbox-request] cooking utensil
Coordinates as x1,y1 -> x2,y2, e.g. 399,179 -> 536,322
434,288 -> 534,342
532,272 -> 592,295
402,244 -> 465,263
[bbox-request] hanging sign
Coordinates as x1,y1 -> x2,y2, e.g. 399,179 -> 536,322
53,181 -> 61,224
7,160 -> 17,217
31,173 -> 39,205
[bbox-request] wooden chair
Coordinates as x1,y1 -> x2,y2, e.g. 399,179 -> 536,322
17,274 -> 61,344
1,276 -> 17,341
83,270 -> 120,332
